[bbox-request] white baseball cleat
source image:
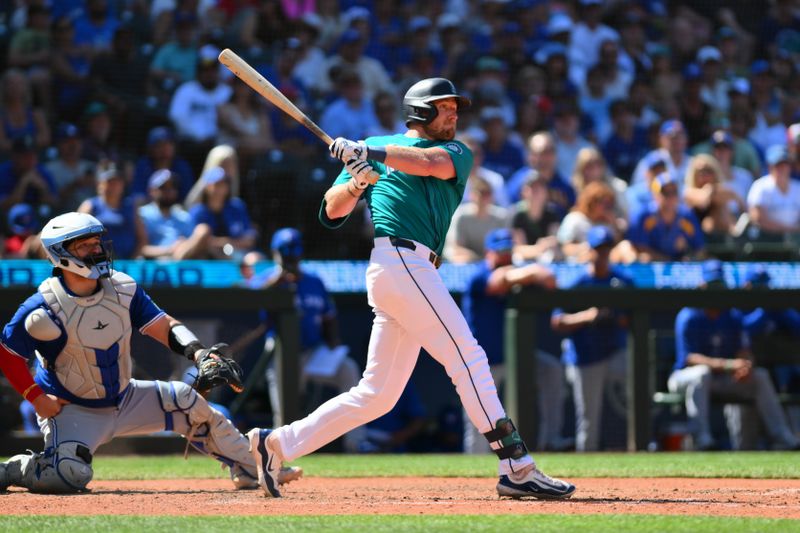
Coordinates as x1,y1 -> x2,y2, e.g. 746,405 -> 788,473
496,464 -> 576,500
278,465 -> 304,485
247,428 -> 282,497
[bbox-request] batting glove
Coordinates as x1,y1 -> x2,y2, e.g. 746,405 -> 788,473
330,137 -> 368,163
345,159 -> 379,189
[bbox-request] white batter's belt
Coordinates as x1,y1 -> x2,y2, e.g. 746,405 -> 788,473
382,236 -> 443,269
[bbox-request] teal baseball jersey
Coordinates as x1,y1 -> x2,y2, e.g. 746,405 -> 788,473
319,134 -> 473,256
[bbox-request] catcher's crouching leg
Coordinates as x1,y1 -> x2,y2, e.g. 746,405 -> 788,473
0,443 -> 93,493
156,380 -> 261,489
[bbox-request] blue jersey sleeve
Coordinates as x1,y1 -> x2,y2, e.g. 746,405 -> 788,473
674,308 -> 699,369
0,293 -> 54,360
227,198 -> 255,239
130,285 -> 165,331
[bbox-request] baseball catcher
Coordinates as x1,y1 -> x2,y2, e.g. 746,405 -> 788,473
0,212 -> 300,493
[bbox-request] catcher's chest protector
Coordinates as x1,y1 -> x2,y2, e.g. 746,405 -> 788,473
37,272 -> 135,400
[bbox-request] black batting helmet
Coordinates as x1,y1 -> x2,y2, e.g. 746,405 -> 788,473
403,78 -> 471,126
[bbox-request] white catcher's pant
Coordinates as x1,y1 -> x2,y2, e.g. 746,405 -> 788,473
273,237 -> 534,475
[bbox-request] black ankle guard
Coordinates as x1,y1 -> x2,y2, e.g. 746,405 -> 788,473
483,418 -> 529,460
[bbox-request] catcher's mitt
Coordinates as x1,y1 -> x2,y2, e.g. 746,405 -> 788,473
193,343 -> 244,394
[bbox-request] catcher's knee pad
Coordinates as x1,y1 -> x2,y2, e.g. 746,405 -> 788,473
17,442 -> 94,493
484,418 -> 528,461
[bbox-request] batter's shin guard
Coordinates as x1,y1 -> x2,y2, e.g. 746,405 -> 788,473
484,418 -> 529,460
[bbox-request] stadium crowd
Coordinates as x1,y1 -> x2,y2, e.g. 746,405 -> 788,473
1,0 -> 800,451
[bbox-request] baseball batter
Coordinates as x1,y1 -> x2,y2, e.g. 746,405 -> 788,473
0,212 -> 300,493
248,78 -> 575,499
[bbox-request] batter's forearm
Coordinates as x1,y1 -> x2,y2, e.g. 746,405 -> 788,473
324,182 -> 362,220
384,145 -> 454,180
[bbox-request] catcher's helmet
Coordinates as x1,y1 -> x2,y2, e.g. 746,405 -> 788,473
403,78 -> 470,126
40,212 -> 111,279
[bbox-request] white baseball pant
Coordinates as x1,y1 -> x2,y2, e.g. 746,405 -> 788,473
272,237 -> 534,475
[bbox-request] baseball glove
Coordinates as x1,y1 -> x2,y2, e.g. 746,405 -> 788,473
193,343 -> 244,394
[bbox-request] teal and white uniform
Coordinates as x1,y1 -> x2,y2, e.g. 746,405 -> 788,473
273,133 -> 535,477
320,134 -> 473,256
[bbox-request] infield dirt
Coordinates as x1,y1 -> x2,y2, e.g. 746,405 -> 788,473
1,477 -> 798,518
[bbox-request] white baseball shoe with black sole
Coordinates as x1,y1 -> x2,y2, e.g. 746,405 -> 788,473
497,465 -> 576,500
247,428 -> 282,497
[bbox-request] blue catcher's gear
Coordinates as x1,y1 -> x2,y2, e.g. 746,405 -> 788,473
40,212 -> 111,279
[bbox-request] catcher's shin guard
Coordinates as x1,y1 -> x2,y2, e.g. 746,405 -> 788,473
1,443 -> 93,493
484,417 -> 529,460
156,380 -> 257,487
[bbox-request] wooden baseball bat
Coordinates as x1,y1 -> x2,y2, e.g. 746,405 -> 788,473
218,48 -> 333,146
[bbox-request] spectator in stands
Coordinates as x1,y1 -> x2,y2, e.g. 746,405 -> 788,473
7,4 -> 52,115
460,135 -> 510,208
185,145 -> 241,209
169,46 -> 233,176
748,60 -> 785,153
78,161 -> 145,259
683,154 -> 745,235
138,169 -> 211,260
314,29 -> 394,100
73,0 -> 119,55
217,78 -> 276,168
571,147 -> 628,221
80,101 -> 121,163
50,15 -> 94,123
552,225 -> 632,452
568,0 -> 619,87
319,68 -> 379,142
244,228 -> 364,450
2,203 -> 43,259
625,151 -> 667,220
558,182 -> 629,263
726,104 -> 764,179
669,260 -> 799,451
627,76 -> 661,130
291,14 -> 327,92
45,123 -> 95,212
478,107 -> 525,181
697,46 -> 729,115
0,69 -> 51,154
632,120 -> 691,187
706,130 -> 754,210
509,171 -> 561,262
747,145 -> 800,233
506,131 -> 575,217
0,135 -> 57,213
132,126 -> 194,204
579,64 -> 613,143
602,100 -> 650,183
367,91 -> 405,137
678,63 -> 712,147
89,23 -> 156,151
189,166 -> 257,259
444,176 -> 508,264
628,172 -> 705,262
461,228 -> 567,453
361,380 -> 427,453
552,101 -> 593,180
149,12 -> 199,102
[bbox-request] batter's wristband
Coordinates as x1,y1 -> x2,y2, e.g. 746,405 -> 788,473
366,146 -> 387,163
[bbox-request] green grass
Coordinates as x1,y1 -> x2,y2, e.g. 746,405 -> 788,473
1,515 -> 798,533
12,452 -> 788,481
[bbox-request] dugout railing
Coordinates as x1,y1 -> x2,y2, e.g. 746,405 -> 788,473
504,287 -> 800,452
